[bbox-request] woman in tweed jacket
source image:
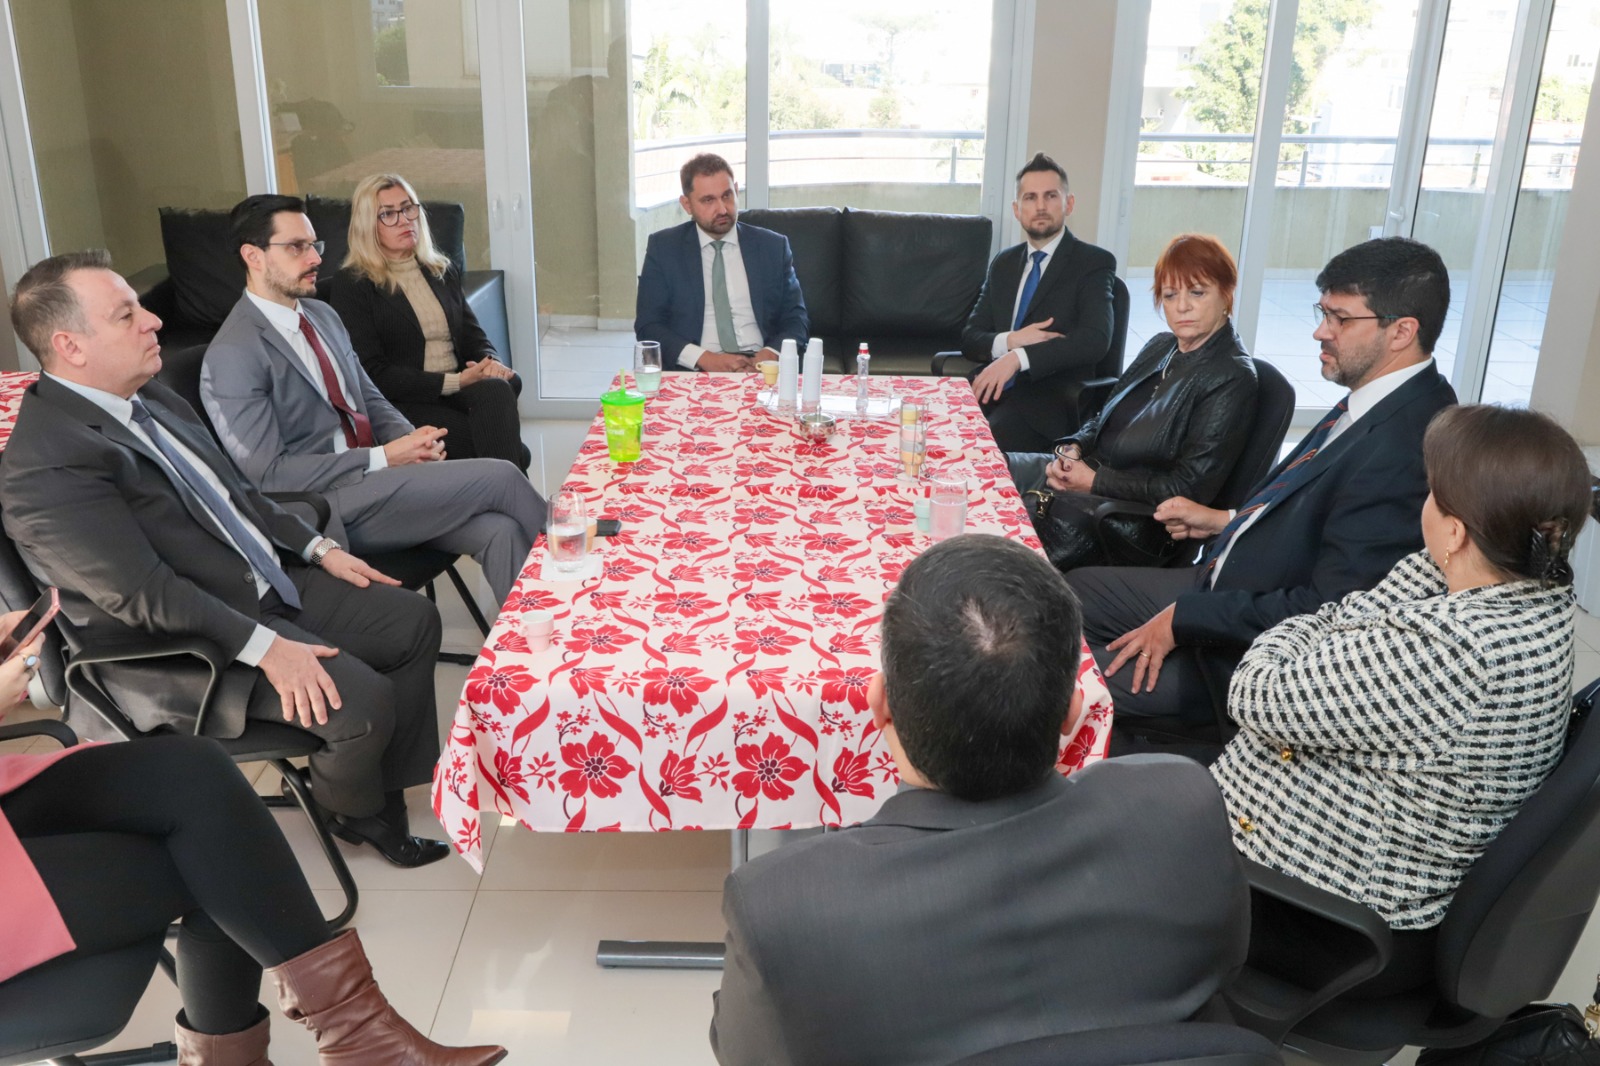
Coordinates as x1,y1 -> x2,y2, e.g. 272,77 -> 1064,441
1211,403 -> 1592,993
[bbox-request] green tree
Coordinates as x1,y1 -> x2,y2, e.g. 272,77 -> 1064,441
633,37 -> 697,140
769,24 -> 844,131
374,22 -> 409,87
855,11 -> 936,87
867,86 -> 904,129
1536,75 -> 1592,125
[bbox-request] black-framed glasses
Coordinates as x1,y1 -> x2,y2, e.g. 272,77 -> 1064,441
377,202 -> 422,227
266,239 -> 324,258
1312,303 -> 1397,329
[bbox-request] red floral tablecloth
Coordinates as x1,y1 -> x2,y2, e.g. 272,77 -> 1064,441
433,374 -> 1113,870
0,372 -> 37,451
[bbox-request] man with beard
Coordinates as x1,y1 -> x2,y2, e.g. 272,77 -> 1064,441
1068,237 -> 1457,729
960,152 -> 1117,451
635,153 -> 809,372
201,194 -> 545,608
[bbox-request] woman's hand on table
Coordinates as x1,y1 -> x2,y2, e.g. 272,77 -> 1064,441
0,609 -> 44,718
1105,605 -> 1178,693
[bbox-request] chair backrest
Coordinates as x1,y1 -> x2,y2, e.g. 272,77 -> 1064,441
0,935 -> 164,1066
945,1022 -> 1282,1066
1436,676 -> 1600,1017
152,343 -> 225,448
738,206 -> 844,340
1101,275 -> 1132,381
1210,359 -> 1296,511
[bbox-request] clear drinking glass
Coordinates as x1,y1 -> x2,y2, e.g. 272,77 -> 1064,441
548,488 -> 588,575
898,407 -> 926,481
634,340 -> 662,397
929,476 -> 968,542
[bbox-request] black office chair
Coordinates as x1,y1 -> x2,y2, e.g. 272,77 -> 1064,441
945,1022 -> 1282,1066
153,344 -> 491,665
932,275 -> 1132,431
0,510 -> 358,931
1225,677 -> 1600,1064
0,719 -> 178,1066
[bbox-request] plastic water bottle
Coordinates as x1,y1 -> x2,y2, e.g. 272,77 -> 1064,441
855,343 -> 871,416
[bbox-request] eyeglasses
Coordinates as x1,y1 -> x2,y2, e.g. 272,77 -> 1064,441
266,239 -> 325,258
1312,303 -> 1397,329
377,202 -> 422,227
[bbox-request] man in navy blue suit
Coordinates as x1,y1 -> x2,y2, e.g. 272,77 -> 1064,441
635,153 -> 809,372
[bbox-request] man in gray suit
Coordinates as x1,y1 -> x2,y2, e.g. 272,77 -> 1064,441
2,251 -> 450,867
711,535 -> 1249,1066
202,194 -> 545,606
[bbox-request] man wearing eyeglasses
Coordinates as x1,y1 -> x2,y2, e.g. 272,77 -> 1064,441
1066,237 -> 1458,733
201,194 -> 546,613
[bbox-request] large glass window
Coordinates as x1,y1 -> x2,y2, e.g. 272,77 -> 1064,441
11,0 -> 246,274
1478,0 -> 1599,405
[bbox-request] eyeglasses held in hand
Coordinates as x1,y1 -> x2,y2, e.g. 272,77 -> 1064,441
377,202 -> 422,227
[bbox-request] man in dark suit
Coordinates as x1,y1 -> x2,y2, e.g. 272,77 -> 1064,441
1072,237 -> 1459,726
710,535 -> 1249,1066
634,153 -> 808,372
1,250 -> 450,867
962,152 -> 1117,452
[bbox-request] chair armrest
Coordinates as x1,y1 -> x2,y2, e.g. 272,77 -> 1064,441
932,351 -> 981,378
1224,859 -> 1394,1044
64,636 -> 228,739
266,491 -> 332,533
1064,375 -> 1120,423
1090,499 -> 1157,522
0,718 -> 78,748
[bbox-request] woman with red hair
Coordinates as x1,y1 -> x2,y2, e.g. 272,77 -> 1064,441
1010,234 -> 1260,572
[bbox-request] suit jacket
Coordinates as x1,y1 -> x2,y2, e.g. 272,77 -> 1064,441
202,294 -> 414,495
710,755 -> 1250,1066
1175,362 -> 1458,655
0,376 -> 321,738
327,264 -> 496,406
634,219 -> 809,368
961,230 -> 1117,443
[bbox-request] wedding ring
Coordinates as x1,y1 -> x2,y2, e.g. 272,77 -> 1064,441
22,654 -> 38,674
1138,651 -> 1150,659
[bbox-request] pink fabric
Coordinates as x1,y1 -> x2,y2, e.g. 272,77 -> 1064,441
0,745 -> 88,983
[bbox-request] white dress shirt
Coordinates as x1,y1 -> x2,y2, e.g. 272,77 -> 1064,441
1209,358 -> 1434,584
990,231 -> 1066,373
680,225 -> 765,370
47,373 -> 320,666
245,290 -> 387,471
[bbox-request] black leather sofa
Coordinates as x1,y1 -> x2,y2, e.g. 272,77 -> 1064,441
129,195 -> 508,359
739,207 -> 992,374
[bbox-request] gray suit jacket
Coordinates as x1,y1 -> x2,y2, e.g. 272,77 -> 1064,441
710,755 -> 1250,1066
0,376 -> 321,738
201,295 -> 413,495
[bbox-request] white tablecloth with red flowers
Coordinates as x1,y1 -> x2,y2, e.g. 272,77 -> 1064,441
432,374 -> 1113,871
0,373 -> 36,451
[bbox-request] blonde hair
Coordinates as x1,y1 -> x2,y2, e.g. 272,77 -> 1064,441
343,173 -> 450,290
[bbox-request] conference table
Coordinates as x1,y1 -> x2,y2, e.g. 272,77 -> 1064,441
431,372 -> 1115,879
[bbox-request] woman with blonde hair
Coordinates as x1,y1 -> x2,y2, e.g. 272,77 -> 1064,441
330,174 -> 529,472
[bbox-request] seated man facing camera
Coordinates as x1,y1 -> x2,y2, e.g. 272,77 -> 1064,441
710,535 -> 1249,1066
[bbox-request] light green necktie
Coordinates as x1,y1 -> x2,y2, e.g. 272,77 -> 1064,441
711,239 -> 741,353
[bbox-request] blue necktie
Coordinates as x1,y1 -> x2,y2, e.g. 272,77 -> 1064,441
129,398 -> 301,609
1005,250 -> 1047,393
1201,397 -> 1350,571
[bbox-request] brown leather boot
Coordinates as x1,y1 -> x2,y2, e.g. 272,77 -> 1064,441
267,930 -> 507,1065
174,1007 -> 272,1065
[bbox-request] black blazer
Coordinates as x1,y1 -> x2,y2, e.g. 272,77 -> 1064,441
328,263 -> 497,406
0,376 -> 322,738
1174,361 -> 1458,654
961,230 -> 1117,444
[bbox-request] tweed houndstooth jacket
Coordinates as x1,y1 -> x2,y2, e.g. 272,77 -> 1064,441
1211,551 -> 1574,929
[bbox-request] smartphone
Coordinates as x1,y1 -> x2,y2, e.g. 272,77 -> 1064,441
595,519 -> 622,538
0,587 -> 58,662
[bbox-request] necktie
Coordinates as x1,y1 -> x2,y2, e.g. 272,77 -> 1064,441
711,240 -> 741,354
298,313 -> 374,449
1005,250 -> 1048,393
129,398 -> 301,610
1201,397 -> 1351,570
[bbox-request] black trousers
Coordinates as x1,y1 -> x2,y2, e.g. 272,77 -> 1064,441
1066,563 -> 1216,722
1,736 -> 330,1034
248,568 -> 443,819
397,374 -> 530,472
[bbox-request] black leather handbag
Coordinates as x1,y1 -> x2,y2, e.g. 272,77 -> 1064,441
1022,488 -> 1180,573
1416,990 -> 1600,1066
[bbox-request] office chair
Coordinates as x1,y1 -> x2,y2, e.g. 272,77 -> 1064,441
946,1022 -> 1282,1066
1225,677 -> 1600,1065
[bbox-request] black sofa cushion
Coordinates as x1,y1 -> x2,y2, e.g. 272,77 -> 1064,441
839,208 -> 990,341
158,208 -> 245,329
738,207 -> 843,340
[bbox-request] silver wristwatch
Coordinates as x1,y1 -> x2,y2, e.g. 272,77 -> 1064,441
310,537 -> 340,568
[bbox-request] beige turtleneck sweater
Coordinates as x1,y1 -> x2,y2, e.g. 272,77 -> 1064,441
390,256 -> 460,395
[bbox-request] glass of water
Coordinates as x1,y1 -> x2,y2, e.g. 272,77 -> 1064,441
548,488 -> 589,575
928,476 -> 968,542
634,340 -> 662,397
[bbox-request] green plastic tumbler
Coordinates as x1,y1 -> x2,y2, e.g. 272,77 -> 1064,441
600,384 -> 646,462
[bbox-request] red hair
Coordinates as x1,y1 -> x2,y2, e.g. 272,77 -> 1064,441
1152,234 -> 1237,314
